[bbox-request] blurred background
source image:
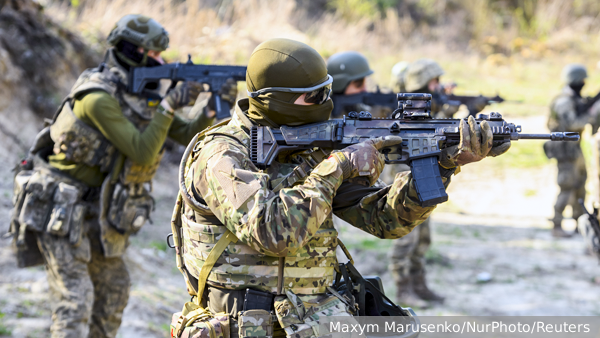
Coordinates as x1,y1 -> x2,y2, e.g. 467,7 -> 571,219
1,0 -> 600,336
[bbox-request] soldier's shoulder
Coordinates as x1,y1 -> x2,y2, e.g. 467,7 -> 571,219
551,94 -> 575,114
199,123 -> 250,160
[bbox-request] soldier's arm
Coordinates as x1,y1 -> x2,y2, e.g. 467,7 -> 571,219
553,97 -> 589,131
334,171 -> 448,239
75,90 -> 173,165
167,110 -> 215,145
192,137 -> 344,257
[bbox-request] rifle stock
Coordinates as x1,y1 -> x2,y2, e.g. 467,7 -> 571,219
250,93 -> 579,207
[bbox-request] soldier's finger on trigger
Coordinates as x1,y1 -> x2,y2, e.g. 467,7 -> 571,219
479,120 -> 493,155
468,116 -> 481,155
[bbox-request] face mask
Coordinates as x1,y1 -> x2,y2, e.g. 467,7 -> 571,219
247,94 -> 333,127
570,83 -> 584,96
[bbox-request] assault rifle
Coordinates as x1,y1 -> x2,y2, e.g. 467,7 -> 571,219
579,199 -> 600,261
577,91 -> 600,115
250,93 -> 579,207
128,56 -> 247,119
331,90 -> 397,118
447,93 -> 522,117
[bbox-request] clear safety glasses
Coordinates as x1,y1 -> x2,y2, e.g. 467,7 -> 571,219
247,75 -> 333,105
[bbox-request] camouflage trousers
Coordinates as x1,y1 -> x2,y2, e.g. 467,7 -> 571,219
388,218 -> 431,281
37,204 -> 131,338
553,156 -> 587,226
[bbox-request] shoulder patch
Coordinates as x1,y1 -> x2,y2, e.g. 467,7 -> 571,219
212,156 -> 262,210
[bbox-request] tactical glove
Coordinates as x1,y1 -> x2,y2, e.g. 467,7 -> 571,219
162,81 -> 204,111
331,136 -> 403,186
208,78 -> 238,111
440,115 -> 510,168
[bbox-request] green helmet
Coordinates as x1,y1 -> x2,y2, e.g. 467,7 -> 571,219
107,14 -> 169,52
561,64 -> 587,85
327,51 -> 374,94
404,58 -> 444,92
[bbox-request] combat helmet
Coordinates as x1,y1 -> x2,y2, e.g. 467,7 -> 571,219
404,59 -> 444,92
391,61 -> 409,92
107,14 -> 169,66
561,64 -> 587,85
327,51 -> 374,94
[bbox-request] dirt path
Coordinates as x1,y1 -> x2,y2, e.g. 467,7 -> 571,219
1,115 -> 599,337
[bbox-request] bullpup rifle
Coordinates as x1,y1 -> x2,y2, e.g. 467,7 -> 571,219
128,55 -> 247,119
250,93 -> 579,207
331,90 -> 397,118
447,93 -> 523,117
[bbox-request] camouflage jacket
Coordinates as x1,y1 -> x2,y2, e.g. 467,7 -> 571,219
180,100 -> 439,295
548,86 -> 590,133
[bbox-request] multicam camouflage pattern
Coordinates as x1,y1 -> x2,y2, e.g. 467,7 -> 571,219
404,59 -> 444,92
239,309 -> 274,338
36,206 -> 131,338
107,14 -> 169,51
275,291 -> 355,338
388,218 -> 431,281
548,86 -> 589,226
178,104 -> 437,298
332,135 -> 403,186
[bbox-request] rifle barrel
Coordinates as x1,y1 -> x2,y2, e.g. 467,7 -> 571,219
518,132 -> 580,141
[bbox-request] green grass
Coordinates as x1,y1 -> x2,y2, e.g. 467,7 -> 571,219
149,240 -> 168,252
0,312 -> 11,336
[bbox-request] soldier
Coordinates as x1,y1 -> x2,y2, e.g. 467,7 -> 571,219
169,38 -> 510,337
546,64 -> 592,238
327,51 -> 392,118
10,15 -> 236,338
387,58 -> 460,308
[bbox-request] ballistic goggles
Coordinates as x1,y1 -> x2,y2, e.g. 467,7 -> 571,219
247,75 -> 333,105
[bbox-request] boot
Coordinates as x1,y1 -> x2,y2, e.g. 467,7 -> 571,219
411,271 -> 445,303
552,221 -> 572,238
395,276 -> 430,309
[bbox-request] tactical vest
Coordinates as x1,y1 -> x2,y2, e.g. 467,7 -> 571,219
173,114 -> 338,299
49,50 -> 164,183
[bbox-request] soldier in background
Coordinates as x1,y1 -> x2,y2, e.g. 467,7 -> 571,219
10,15 -> 235,338
546,64 -> 593,238
327,51 -> 393,118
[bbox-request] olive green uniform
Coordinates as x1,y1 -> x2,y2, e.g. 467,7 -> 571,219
31,51 -> 212,338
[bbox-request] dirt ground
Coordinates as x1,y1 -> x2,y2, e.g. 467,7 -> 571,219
1,115 -> 599,337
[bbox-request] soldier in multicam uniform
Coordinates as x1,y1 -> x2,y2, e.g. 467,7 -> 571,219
169,38 -> 510,338
9,15 -> 236,338
327,51 -> 393,118
387,58 -> 499,308
546,64 -> 597,238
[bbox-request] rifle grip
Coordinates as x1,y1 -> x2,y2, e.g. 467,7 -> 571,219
409,156 -> 448,207
215,96 -> 232,119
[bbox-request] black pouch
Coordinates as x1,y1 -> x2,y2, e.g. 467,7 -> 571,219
107,182 -> 154,234
243,288 -> 274,312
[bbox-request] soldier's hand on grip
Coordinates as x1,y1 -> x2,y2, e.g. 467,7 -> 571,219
441,115 -> 509,167
163,81 -> 204,111
214,77 -> 238,108
331,136 -> 403,186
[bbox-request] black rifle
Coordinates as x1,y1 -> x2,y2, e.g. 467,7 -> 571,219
577,91 -> 600,115
250,93 -> 579,207
331,90 -> 397,118
128,56 -> 246,119
447,93 -> 523,117
579,199 -> 600,261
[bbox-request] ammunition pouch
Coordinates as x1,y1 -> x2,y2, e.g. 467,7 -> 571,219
11,166 -> 88,267
543,140 -> 582,161
107,182 -> 154,235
